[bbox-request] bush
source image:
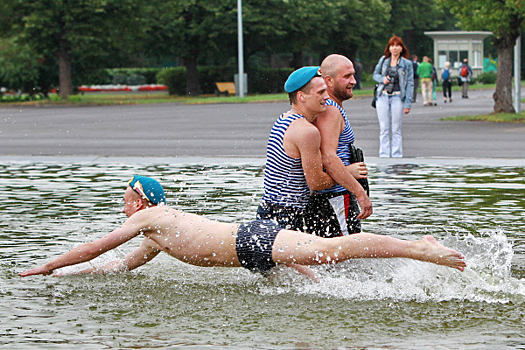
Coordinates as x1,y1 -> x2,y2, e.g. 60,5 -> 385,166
157,65 -> 295,95
157,67 -> 186,95
476,71 -> 497,85
126,74 -> 147,85
82,69 -> 112,85
106,68 -> 162,85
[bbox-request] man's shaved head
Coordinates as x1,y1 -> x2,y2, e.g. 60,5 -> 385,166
320,54 -> 353,78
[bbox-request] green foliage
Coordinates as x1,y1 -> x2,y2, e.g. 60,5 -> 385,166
437,0 -> 524,39
0,36 -> 56,95
157,66 -> 294,95
476,72 -> 497,85
249,68 -> 294,94
157,67 -> 187,95
0,0 -> 147,97
105,68 -> 162,85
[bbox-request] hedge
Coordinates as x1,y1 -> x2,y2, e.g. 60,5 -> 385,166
156,66 -> 293,95
90,66 -> 294,95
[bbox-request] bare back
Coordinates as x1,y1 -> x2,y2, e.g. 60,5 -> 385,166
131,206 -> 241,267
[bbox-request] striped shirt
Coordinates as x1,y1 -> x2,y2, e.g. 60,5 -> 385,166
261,113 -> 310,209
317,99 -> 355,194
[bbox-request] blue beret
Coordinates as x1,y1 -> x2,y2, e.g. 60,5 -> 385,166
128,175 -> 166,205
284,66 -> 321,93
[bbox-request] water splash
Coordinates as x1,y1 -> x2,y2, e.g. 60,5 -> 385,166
265,230 -> 524,304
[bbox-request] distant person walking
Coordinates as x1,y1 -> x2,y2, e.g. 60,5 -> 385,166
411,55 -> 419,102
373,35 -> 413,158
442,61 -> 453,103
417,56 -> 433,106
429,57 -> 438,106
458,58 -> 473,98
354,58 -> 363,90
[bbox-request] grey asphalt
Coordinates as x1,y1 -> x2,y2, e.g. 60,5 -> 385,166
1,88 -> 524,165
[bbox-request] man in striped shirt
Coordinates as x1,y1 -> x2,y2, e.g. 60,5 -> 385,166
257,66 -> 348,230
305,54 -> 373,237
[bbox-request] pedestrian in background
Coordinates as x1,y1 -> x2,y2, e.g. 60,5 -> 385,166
417,56 -> 433,106
354,58 -> 363,90
411,55 -> 419,102
429,57 -> 438,106
458,58 -> 473,98
442,61 -> 453,103
372,36 -> 413,158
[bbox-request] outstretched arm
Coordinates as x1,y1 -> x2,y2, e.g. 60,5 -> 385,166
285,263 -> 319,283
55,237 -> 162,276
19,214 -> 146,277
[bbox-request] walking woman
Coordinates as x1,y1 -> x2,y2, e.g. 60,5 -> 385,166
373,36 -> 414,157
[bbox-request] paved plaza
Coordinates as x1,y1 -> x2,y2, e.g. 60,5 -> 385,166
1,89 -> 524,164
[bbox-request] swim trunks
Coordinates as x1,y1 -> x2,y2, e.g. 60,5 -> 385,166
235,220 -> 282,274
304,191 -> 361,237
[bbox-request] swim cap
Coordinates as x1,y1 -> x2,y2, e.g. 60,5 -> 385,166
128,175 -> 166,205
284,66 -> 322,93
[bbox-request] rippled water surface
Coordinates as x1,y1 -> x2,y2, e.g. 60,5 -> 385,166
1,160 -> 524,349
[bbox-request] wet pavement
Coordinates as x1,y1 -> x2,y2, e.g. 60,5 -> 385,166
0,89 -> 524,164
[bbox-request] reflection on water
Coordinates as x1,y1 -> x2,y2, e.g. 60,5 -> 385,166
1,160 -> 524,349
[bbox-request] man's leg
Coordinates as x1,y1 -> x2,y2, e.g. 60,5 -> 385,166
421,80 -> 429,105
412,78 -> 418,102
271,230 -> 466,271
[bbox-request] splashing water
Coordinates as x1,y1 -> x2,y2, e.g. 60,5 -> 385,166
1,161 -> 524,349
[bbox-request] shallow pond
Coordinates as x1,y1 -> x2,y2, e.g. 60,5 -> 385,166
1,159 -> 524,349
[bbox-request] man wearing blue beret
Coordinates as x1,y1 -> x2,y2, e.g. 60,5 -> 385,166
256,66 -> 347,230
19,175 -> 466,279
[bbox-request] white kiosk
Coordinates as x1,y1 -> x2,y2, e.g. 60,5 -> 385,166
424,31 -> 492,77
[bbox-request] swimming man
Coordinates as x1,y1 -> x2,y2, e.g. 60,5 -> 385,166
20,175 -> 466,279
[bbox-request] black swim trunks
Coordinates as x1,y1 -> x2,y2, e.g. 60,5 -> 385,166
235,220 -> 282,274
304,191 -> 361,237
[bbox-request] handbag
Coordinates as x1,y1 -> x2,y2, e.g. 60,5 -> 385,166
371,84 -> 378,108
371,56 -> 385,109
349,144 -> 369,196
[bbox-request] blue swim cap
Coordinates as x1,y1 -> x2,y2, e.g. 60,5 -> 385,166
128,175 -> 166,205
284,66 -> 322,93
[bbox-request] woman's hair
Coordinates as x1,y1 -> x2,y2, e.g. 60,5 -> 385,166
384,36 -> 410,59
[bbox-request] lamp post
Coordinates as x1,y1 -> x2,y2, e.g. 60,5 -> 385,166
514,35 -> 521,113
237,0 -> 245,97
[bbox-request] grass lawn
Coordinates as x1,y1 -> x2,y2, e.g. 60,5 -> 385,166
443,112 -> 525,123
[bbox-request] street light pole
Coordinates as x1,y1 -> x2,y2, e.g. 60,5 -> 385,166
514,35 -> 521,113
237,0 -> 245,97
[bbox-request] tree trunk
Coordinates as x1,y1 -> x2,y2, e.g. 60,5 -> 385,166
493,35 -> 518,113
184,55 -> 200,96
57,40 -> 73,100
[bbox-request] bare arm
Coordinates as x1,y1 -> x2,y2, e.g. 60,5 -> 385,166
55,237 -> 162,276
314,107 -> 372,219
284,120 -> 336,191
285,263 -> 319,283
19,213 -> 148,277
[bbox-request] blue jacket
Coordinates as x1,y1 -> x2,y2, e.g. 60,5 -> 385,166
373,56 -> 414,109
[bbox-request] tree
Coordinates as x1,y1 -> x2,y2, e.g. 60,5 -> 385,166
143,0 -> 237,96
0,0 -> 144,99
438,0 -> 524,113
